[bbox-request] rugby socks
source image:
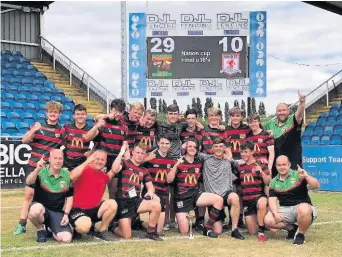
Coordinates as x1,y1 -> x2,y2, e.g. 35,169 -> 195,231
19,219 -> 27,226
258,225 -> 266,233
205,207 -> 220,230
147,225 -> 157,234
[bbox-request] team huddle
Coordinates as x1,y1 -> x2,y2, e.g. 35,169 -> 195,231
13,93 -> 320,246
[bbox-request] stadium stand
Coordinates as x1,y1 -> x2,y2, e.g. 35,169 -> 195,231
302,103 -> 342,145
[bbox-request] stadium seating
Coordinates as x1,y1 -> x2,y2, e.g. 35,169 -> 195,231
1,50 -> 79,136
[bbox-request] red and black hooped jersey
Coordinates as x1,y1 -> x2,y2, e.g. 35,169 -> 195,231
28,121 -> 64,167
98,118 -> 127,156
201,126 -> 227,154
116,159 -> 152,199
136,125 -> 156,152
121,112 -> 139,150
226,124 -> 250,160
174,157 -> 202,198
246,130 -> 274,162
180,127 -> 203,147
237,162 -> 270,203
143,152 -> 176,197
63,122 -> 92,160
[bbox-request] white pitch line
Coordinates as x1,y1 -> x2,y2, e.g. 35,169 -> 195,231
0,235 -> 188,252
2,220 -> 342,253
317,210 -> 342,214
0,206 -> 21,209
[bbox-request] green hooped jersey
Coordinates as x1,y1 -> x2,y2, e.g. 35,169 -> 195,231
32,166 -> 73,212
269,169 -> 312,206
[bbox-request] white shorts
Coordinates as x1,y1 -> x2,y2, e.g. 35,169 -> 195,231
278,204 -> 317,225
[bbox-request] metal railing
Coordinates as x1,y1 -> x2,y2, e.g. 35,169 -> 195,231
288,69 -> 342,123
40,36 -> 119,113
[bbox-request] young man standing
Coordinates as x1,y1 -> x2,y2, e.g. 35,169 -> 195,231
198,138 -> 244,240
238,142 -> 271,242
14,101 -> 65,235
167,138 -> 224,238
84,99 -> 129,200
143,135 -> 176,233
180,109 -> 203,150
111,142 -> 163,241
265,155 -> 319,245
26,149 -> 73,243
246,113 -> 275,171
69,150 -> 118,241
136,109 -> 158,153
63,104 -> 93,170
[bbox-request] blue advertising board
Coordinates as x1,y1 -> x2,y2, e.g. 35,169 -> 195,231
303,146 -> 342,192
128,13 -> 147,98
249,11 -> 267,97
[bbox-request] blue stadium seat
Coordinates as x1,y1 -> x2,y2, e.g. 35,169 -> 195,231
337,115 -> 342,125
14,70 -> 27,77
22,112 -> 34,120
60,114 -> 70,121
19,57 -> 29,64
1,102 -> 11,111
16,122 -> 30,134
26,65 -> 36,71
1,76 -> 11,83
39,95 -> 51,102
63,97 -> 74,104
12,50 -> 23,57
6,85 -> 18,93
303,127 -> 313,136
10,77 -> 21,84
30,86 -> 43,93
25,103 -> 36,111
320,135 -> 331,145
42,87 -> 53,94
331,104 -> 340,110
15,94 -> 27,101
12,103 -> 24,113
334,125 -> 342,135
16,64 -> 26,70
1,111 -> 7,119
51,96 -> 62,102
1,69 -> 14,76
63,111 -> 73,117
329,110 -> 339,117
324,126 -> 334,136
319,112 -> 329,119
1,133 -> 12,138
7,112 -> 21,122
313,126 -> 324,136
24,71 -> 36,78
2,121 -> 18,134
302,135 -> 310,145
22,78 -> 34,85
34,113 -> 46,120
2,92 -> 15,100
310,136 -> 320,145
331,135 -> 341,145
33,79 -> 44,86
23,119 -> 34,127
63,105 -> 72,112
20,85 -> 31,93
35,72 -> 46,79
44,80 -> 55,89
53,89 -> 65,97
27,95 -> 39,102
326,117 -> 336,126
0,83 -> 6,91
38,104 -> 46,111
316,118 -> 326,126
5,100 -> 15,108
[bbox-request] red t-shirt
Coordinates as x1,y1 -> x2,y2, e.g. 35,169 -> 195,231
72,165 -> 110,209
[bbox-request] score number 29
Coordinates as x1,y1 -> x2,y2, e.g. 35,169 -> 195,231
219,37 -> 243,52
150,37 -> 175,53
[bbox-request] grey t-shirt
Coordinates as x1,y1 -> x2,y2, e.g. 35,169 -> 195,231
199,153 -> 237,197
156,121 -> 187,158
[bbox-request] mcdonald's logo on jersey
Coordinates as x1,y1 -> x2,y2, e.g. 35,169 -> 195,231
254,144 -> 260,152
243,174 -> 255,183
140,137 -> 152,148
232,140 -> 241,151
71,138 -> 84,148
129,174 -> 140,184
155,170 -> 167,182
185,174 -> 197,185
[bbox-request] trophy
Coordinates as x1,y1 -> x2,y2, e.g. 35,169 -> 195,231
186,210 -> 196,240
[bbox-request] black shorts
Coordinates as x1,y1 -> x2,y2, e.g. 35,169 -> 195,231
207,191 -> 234,222
29,202 -> 72,234
64,157 -> 86,170
116,197 -> 143,220
243,196 -> 267,216
69,200 -> 105,227
174,191 -> 202,213
158,195 -> 168,212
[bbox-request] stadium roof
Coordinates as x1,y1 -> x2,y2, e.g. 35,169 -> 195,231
304,1 -> 342,16
1,1 -> 53,11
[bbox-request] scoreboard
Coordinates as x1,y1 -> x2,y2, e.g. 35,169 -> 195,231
127,11 -> 267,99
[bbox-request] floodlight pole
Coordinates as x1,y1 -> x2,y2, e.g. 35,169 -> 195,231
121,1 -> 127,103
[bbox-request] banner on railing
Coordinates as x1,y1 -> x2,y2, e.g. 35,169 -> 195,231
128,13 -> 147,99
249,11 -> 267,97
303,145 -> 342,192
0,140 -> 31,189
